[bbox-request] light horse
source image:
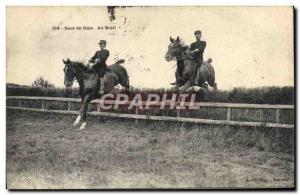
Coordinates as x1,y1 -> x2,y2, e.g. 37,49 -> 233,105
63,58 -> 129,130
164,36 -> 217,91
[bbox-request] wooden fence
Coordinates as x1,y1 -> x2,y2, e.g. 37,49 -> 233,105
6,96 -> 294,129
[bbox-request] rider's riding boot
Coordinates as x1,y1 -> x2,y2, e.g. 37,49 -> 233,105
193,62 -> 201,85
98,78 -> 104,95
194,67 -> 199,85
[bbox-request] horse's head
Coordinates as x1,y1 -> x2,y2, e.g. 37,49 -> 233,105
62,58 -> 76,87
165,36 -> 182,62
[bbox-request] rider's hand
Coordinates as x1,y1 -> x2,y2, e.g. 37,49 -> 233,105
87,62 -> 92,69
190,49 -> 199,54
185,50 -> 191,55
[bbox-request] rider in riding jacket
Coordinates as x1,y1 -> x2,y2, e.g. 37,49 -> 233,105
88,40 -> 109,95
188,30 -> 206,84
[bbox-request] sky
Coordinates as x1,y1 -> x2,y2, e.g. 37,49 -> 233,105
6,6 -> 294,89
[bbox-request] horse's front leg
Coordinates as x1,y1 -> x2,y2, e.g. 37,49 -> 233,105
73,94 -> 89,127
73,113 -> 82,127
179,80 -> 192,91
79,94 -> 92,130
73,97 -> 84,127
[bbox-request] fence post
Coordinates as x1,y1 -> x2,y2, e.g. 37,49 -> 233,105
135,106 -> 139,124
275,109 -> 280,123
96,103 -> 101,112
18,100 -> 21,108
226,107 -> 231,121
41,100 -> 45,110
68,101 -> 71,111
259,110 -> 263,122
177,109 -> 180,117
245,108 -> 249,115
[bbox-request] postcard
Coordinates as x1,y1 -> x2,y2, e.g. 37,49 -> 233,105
6,6 -> 295,189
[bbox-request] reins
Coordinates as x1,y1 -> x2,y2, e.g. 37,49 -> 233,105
171,50 -> 189,61
70,62 -> 98,83
171,56 -> 186,61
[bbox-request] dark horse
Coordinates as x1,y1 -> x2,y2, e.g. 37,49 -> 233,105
63,58 -> 129,130
164,36 -> 217,91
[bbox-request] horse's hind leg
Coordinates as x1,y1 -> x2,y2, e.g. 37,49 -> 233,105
208,76 -> 217,90
209,81 -> 217,91
125,80 -> 130,92
120,77 -> 130,92
213,83 -> 217,90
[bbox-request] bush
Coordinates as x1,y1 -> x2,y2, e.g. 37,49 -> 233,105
32,77 -> 55,88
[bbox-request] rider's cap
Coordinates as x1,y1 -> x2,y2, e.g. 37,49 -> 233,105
194,30 -> 202,35
98,40 -> 107,44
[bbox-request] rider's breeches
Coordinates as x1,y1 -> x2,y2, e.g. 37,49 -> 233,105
93,63 -> 107,78
194,59 -> 202,78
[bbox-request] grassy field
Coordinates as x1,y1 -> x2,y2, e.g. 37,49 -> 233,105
6,110 -> 294,189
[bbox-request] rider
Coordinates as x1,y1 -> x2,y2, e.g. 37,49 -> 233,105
171,30 -> 206,86
88,40 -> 109,95
188,30 -> 206,84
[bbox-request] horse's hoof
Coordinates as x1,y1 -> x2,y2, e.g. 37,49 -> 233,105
73,115 -> 81,127
73,122 -> 79,127
79,122 -> 86,130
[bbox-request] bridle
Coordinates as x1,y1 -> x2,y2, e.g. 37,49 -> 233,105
171,56 -> 186,61
170,44 -> 188,61
65,61 -> 99,83
65,62 -> 83,83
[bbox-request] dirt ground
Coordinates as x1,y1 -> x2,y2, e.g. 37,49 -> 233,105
6,110 -> 294,189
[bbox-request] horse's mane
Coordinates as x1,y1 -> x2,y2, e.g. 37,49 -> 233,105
176,37 -> 189,51
178,38 -> 188,47
71,61 -> 90,72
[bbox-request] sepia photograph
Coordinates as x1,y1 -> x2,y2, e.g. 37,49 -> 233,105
6,6 -> 295,189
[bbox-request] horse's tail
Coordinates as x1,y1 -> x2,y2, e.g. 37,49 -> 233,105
116,59 -> 125,65
108,60 -> 129,90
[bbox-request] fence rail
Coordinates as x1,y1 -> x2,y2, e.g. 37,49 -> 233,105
6,96 -> 295,129
6,96 -> 295,109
